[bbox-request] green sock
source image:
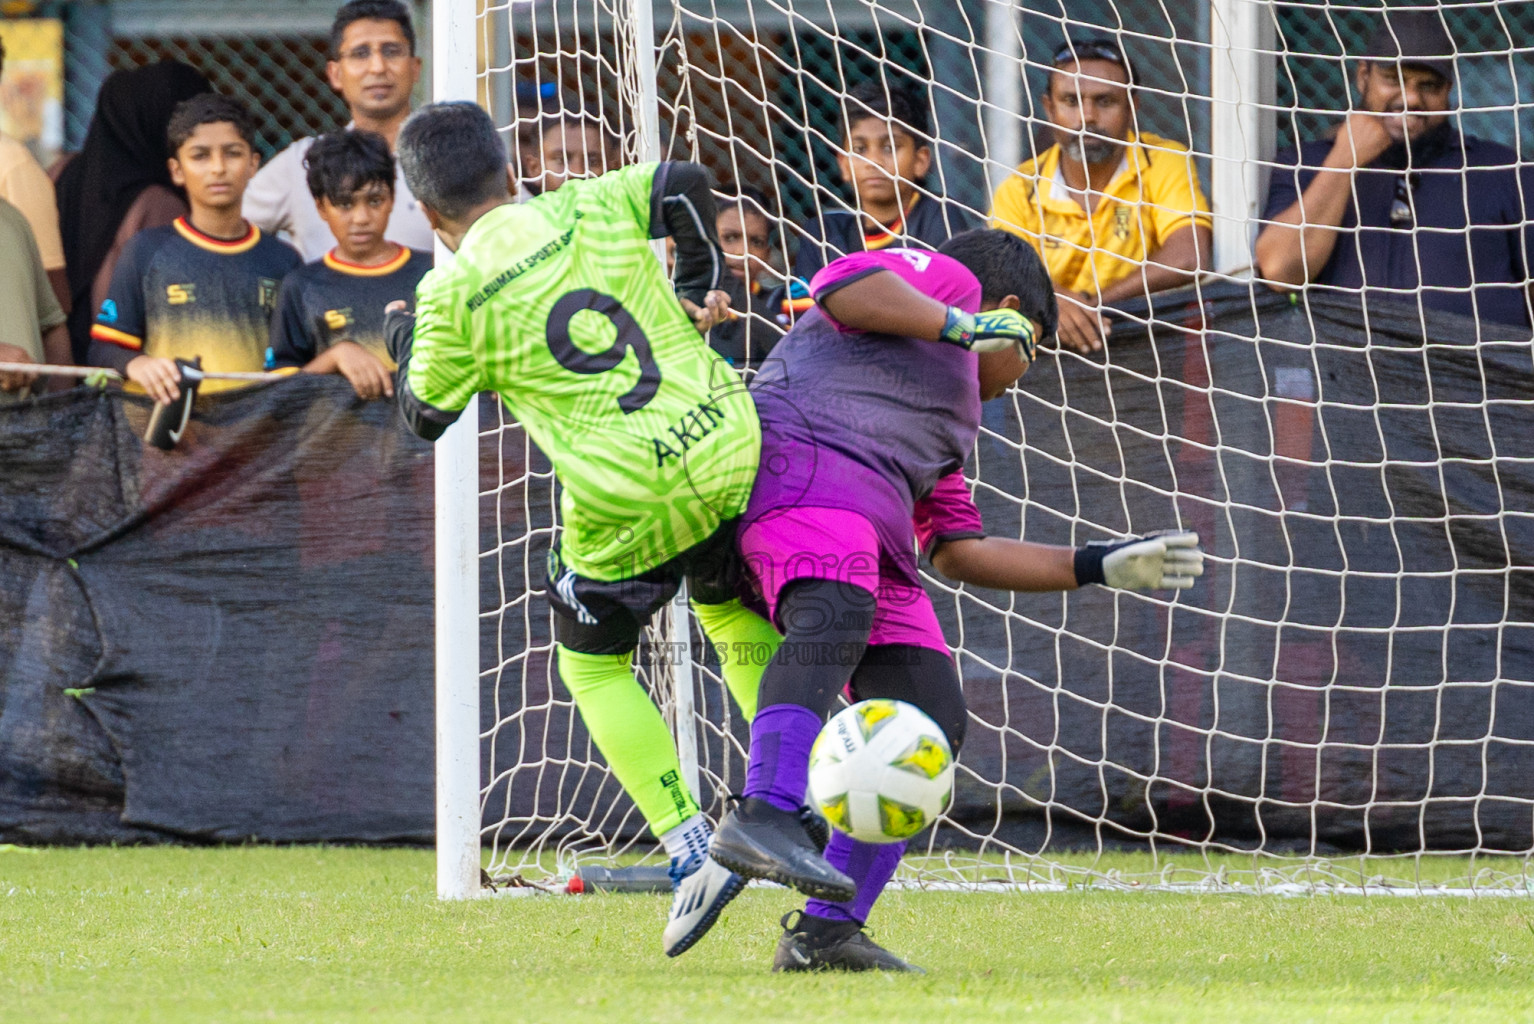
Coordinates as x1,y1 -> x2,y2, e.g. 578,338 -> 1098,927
691,598 -> 782,723
556,645 -> 698,837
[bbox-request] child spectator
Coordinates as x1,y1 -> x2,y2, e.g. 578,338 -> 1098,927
524,110 -> 620,195
88,94 -> 301,402
267,130 -> 431,400
711,185 -> 784,368
784,78 -> 977,319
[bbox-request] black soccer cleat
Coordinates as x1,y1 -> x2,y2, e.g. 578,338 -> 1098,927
772,910 -> 926,974
710,797 -> 855,902
798,805 -> 831,854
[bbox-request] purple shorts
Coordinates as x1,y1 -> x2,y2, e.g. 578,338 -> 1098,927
739,506 -> 949,654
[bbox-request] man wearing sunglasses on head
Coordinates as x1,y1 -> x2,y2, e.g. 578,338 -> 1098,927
244,1 -> 434,260
990,36 -> 1213,355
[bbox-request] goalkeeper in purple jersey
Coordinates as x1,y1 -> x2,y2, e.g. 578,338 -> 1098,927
693,230 -> 1205,972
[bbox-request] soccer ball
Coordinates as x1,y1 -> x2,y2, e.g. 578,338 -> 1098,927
807,699 -> 955,845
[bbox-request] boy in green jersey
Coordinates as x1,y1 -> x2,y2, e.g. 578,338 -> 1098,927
387,102 -> 781,954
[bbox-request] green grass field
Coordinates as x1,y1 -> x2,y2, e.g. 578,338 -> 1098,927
5,846 -> 1534,1023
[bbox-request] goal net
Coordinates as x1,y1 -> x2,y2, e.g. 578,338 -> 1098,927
443,0 -> 1534,897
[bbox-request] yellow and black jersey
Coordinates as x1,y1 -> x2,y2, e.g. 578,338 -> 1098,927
266,247 -> 431,371
89,217 -> 301,391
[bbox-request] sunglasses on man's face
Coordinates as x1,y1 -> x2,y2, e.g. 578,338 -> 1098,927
1052,41 -> 1133,82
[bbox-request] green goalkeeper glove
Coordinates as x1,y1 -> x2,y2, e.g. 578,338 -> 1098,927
940,306 -> 1038,359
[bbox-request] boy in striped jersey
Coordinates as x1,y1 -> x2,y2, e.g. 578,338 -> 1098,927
781,79 -> 978,322
266,130 -> 431,400
90,95 -> 300,401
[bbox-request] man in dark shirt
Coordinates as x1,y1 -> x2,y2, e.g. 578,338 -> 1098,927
1255,9 -> 1534,329
267,130 -> 431,399
784,79 -> 977,323
90,94 -> 301,399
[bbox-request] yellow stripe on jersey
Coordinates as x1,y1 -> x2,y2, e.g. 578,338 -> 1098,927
323,246 -> 414,278
173,216 -> 261,255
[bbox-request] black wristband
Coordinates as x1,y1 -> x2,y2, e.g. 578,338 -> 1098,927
1073,543 -> 1107,587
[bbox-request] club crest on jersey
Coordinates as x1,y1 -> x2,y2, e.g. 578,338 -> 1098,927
1113,205 -> 1132,240
651,396 -> 728,468
166,283 -> 195,305
258,278 -> 279,313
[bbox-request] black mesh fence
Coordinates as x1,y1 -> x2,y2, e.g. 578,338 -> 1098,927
0,377 -> 435,844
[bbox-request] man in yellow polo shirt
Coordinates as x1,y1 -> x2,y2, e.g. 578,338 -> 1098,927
991,38 -> 1211,353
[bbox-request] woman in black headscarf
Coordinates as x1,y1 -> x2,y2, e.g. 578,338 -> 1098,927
55,61 -> 210,362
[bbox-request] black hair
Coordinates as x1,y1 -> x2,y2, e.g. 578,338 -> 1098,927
842,78 -> 932,147
330,0 -> 416,58
938,229 -> 1058,349
715,183 -> 775,221
166,93 -> 259,154
305,130 -> 395,202
397,101 -> 510,221
537,108 -> 611,143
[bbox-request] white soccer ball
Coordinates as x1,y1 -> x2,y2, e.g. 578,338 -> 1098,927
807,699 -> 955,845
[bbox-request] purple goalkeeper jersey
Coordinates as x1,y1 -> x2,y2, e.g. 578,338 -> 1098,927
744,248 -> 984,586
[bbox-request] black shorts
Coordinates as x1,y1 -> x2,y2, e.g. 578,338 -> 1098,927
848,644 -> 967,753
547,519 -> 741,655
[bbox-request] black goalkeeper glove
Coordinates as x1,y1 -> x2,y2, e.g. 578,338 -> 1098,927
939,306 -> 1038,359
384,306 -> 416,367
1074,530 -> 1205,590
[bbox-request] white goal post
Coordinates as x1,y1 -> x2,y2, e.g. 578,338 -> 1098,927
432,0 -> 482,902
438,0 -> 1534,899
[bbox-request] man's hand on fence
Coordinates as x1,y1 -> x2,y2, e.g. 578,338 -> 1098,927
0,343 -> 38,392
1054,289 -> 1109,354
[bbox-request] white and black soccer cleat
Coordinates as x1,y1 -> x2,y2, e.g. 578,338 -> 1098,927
662,853 -> 745,958
771,910 -> 925,974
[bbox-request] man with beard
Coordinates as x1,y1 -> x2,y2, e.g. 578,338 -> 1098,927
990,37 -> 1211,353
1256,10 -> 1534,329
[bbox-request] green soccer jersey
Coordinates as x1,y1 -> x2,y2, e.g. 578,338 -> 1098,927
407,163 -> 760,581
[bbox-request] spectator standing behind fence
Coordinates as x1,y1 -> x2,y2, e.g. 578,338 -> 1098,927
990,38 -> 1212,354
0,198 -> 69,402
785,79 -> 978,321
710,186 -> 784,368
244,0 -> 432,260
267,130 -> 431,400
523,110 -> 621,196
0,39 -> 67,317
89,95 -> 300,402
55,62 -> 211,364
1255,11 -> 1534,329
